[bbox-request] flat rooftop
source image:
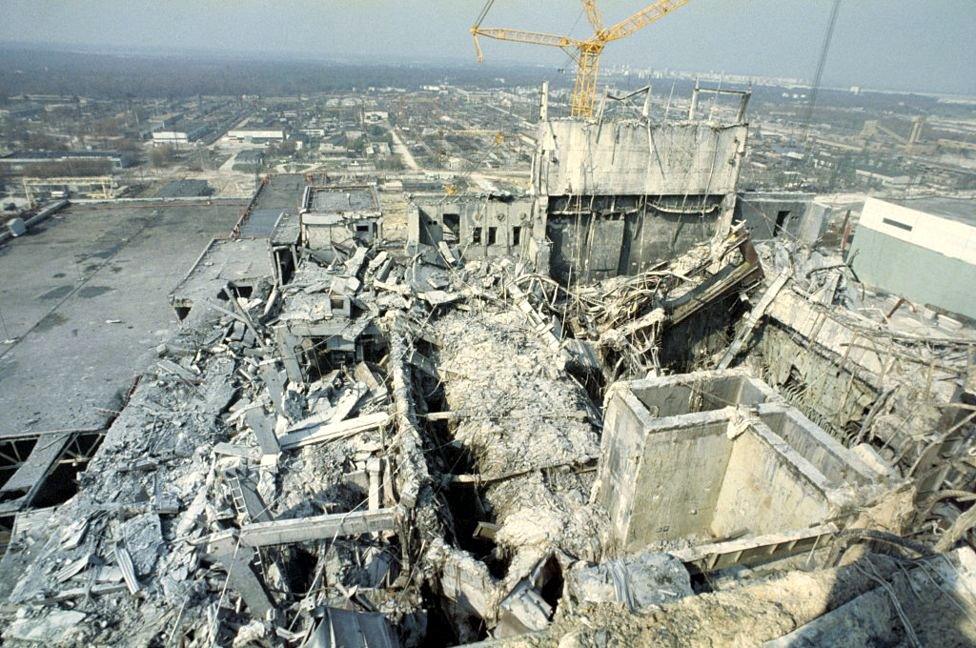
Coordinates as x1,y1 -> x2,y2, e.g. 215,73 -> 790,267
309,186 -> 378,213
885,196 -> 976,227
253,174 -> 304,213
0,200 -> 245,439
171,237 -> 272,307
239,208 -> 282,238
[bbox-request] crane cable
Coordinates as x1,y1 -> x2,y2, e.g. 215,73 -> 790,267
474,0 -> 495,30
800,0 -> 841,163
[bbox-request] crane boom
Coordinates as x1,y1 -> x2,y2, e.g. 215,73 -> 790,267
582,0 -> 604,32
472,27 -> 580,51
604,0 -> 689,41
472,0 -> 690,118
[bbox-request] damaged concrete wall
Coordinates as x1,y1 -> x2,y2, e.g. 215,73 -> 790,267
545,194 -> 732,282
749,286 -> 969,492
597,371 -> 888,554
533,120 -> 747,197
530,119 -> 747,283
733,192 -> 830,244
411,196 -> 537,260
626,416 -> 735,544
301,184 -> 383,251
531,118 -> 748,283
709,425 -> 831,539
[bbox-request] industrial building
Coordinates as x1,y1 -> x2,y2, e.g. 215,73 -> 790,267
225,128 -> 287,144
847,196 -> 976,320
2,104 -> 974,644
0,150 -> 135,176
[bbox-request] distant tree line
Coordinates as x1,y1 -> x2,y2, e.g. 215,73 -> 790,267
0,48 -> 561,100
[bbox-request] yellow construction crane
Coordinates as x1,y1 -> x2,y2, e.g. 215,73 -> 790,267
472,0 -> 689,119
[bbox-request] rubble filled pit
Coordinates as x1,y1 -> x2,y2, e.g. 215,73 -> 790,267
407,299 -> 610,639
429,305 -> 606,563
598,370 -> 886,556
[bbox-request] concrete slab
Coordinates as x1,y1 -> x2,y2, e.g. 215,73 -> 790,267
0,200 -> 245,439
169,237 -> 272,311
252,174 -> 304,213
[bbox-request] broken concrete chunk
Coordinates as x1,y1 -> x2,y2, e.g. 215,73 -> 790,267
213,442 -> 261,461
286,381 -> 369,434
245,408 -> 282,457
60,517 -> 90,549
120,512 -> 163,576
4,610 -> 87,644
55,553 -> 92,582
418,290 -> 458,307
232,620 -> 268,648
114,545 -> 141,595
279,411 -> 390,450
206,530 -> 274,617
238,507 -> 397,547
156,358 -> 198,382
565,552 -> 693,612
281,386 -> 306,421
495,581 -> 553,638
260,363 -> 287,415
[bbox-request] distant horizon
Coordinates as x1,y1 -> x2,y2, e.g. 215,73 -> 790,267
1,1 -> 974,96
1,40 -> 973,100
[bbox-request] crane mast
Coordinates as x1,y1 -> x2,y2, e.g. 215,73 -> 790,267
471,0 -> 689,118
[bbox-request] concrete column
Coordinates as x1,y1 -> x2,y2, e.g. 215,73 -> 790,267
737,89 -> 752,123
539,81 -> 549,121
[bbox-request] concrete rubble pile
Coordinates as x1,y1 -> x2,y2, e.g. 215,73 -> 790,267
0,247 -> 412,646
746,238 -> 976,499
2,177 -> 976,647
510,225 -> 762,384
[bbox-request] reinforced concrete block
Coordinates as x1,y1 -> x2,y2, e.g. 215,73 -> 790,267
596,369 -> 890,562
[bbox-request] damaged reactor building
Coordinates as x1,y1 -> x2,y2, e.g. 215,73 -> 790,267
2,82 -> 976,648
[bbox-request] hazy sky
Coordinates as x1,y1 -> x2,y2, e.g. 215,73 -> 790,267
2,1 -> 975,94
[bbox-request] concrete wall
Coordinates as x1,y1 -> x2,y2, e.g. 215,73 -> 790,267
604,404 -> 834,549
757,405 -> 874,486
412,196 -> 537,260
599,387 -> 659,547
630,369 -> 778,418
848,225 -> 976,321
626,417 -> 734,545
755,288 -> 964,489
711,426 -> 830,538
531,118 -> 747,282
752,312 -> 880,438
533,120 -> 747,197
734,192 -> 830,244
303,215 -> 353,251
598,371 -> 882,553
545,195 -> 730,282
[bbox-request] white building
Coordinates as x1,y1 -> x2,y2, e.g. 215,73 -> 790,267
151,131 -> 190,146
225,129 -> 286,144
848,197 -> 976,320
